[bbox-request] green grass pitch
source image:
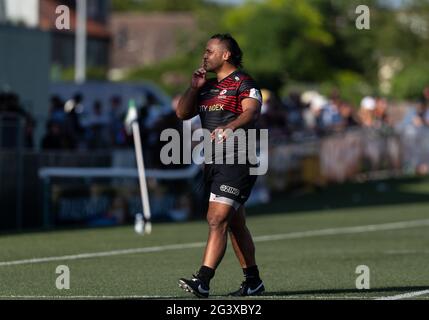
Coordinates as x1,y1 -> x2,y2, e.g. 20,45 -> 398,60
0,177 -> 428,300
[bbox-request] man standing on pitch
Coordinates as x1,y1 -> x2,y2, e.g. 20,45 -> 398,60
176,34 -> 265,298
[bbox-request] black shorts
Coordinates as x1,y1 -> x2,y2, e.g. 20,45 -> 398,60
204,163 -> 258,210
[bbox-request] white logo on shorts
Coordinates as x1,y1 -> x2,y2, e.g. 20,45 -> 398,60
220,185 -> 240,196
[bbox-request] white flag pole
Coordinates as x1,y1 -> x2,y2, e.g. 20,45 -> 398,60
132,121 -> 152,234
126,100 -> 152,235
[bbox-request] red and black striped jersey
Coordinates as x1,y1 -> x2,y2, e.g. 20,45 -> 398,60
197,70 -> 262,133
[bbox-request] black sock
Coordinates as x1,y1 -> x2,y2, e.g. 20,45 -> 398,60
243,265 -> 261,283
197,265 -> 215,286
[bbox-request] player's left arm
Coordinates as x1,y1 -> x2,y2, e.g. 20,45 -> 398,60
211,97 -> 261,142
226,97 -> 261,130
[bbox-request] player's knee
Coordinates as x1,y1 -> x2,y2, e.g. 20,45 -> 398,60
207,213 -> 228,231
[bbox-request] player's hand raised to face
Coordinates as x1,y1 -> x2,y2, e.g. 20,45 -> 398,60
191,68 -> 207,89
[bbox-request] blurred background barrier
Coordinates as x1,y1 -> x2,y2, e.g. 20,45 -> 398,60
264,127 -> 409,192
2,124 -> 429,231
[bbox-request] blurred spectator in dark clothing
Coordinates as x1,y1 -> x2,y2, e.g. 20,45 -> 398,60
134,92 -> 168,166
258,90 -> 288,139
49,95 -> 66,125
0,91 -> 35,149
338,102 -> 359,128
109,95 -> 127,147
87,100 -> 110,150
143,92 -> 165,128
373,97 -> 391,128
151,94 -> 185,168
41,121 -> 66,150
155,94 -> 183,134
63,93 -> 85,149
24,116 -> 35,149
283,91 -> 305,131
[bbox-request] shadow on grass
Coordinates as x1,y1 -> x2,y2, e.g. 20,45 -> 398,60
247,176 -> 429,216
264,285 -> 429,297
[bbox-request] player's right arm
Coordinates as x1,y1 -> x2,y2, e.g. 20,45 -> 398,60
176,67 -> 207,120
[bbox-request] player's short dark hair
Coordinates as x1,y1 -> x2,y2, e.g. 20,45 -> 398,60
210,33 -> 243,68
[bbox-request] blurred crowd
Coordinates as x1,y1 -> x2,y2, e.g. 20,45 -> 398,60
258,87 -> 428,141
42,93 -> 128,151
2,85 -> 429,161
41,92 -> 178,152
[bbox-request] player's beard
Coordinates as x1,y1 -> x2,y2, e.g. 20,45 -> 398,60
204,59 -> 222,73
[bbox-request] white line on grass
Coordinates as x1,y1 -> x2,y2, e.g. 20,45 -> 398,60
383,249 -> 429,255
0,242 -> 206,267
375,290 -> 429,300
1,218 -> 429,267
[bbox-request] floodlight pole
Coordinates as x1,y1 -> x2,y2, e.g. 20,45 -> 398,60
75,0 -> 87,84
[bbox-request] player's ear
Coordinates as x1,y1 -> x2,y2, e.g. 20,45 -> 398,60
223,50 -> 231,62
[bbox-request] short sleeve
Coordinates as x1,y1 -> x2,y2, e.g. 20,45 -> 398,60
238,78 -> 262,105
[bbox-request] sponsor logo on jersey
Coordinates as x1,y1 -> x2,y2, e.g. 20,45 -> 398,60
199,104 -> 224,112
219,89 -> 227,95
220,184 -> 240,196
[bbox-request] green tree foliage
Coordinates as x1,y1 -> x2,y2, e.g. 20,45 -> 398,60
223,0 -> 334,90
121,0 -> 429,101
112,0 -> 215,12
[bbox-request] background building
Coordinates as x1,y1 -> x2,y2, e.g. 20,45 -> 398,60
109,12 -> 196,79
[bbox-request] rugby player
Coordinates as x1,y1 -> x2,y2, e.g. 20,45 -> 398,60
176,34 -> 265,298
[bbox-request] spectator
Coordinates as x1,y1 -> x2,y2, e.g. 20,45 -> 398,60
373,97 -> 390,128
398,95 -> 429,132
41,120 -> 66,150
301,91 -> 328,135
63,93 -> 85,149
258,90 -> 288,138
49,95 -> 66,126
87,100 -> 110,149
338,101 -> 359,129
109,95 -> 127,147
0,91 -> 35,149
152,94 -> 187,168
283,91 -> 305,131
319,98 -> 342,133
359,96 -> 376,127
